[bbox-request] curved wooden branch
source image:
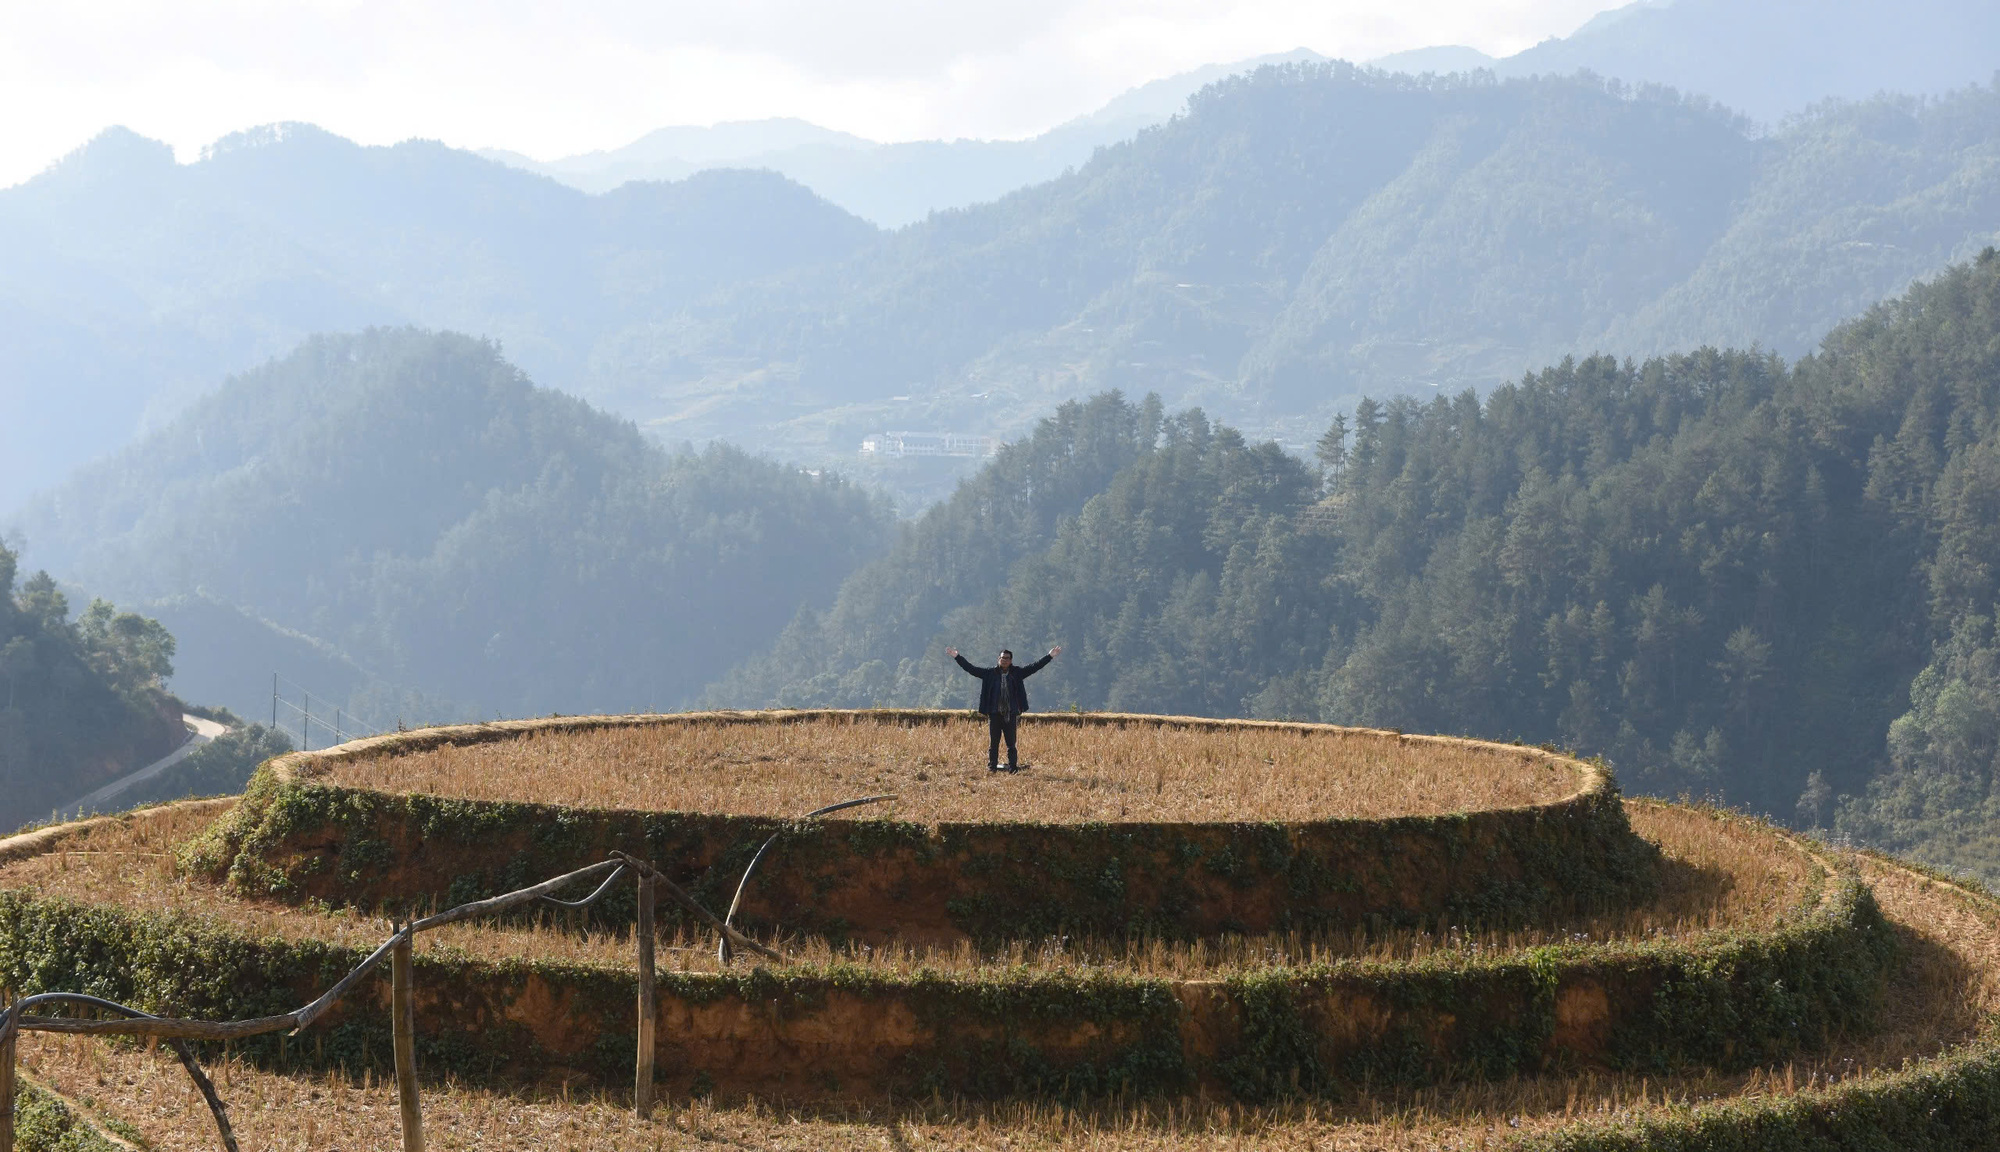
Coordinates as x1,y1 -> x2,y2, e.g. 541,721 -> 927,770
610,852 -> 785,963
4,995 -> 296,1044
292,926 -> 410,1032
410,858 -> 623,932
2,994 -> 239,1151
10,1015 -> 297,1040
535,863 -> 628,910
718,795 -> 894,965
167,1038 -> 240,1152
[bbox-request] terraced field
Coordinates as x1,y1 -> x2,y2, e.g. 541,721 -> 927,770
0,802 -> 1816,975
3,710 -> 1997,1150
316,710 -> 1582,823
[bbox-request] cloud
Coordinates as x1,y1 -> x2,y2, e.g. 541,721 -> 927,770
0,0 -> 1608,186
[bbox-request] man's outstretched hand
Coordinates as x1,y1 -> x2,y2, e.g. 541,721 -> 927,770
945,647 -> 959,659
1049,646 -> 1062,658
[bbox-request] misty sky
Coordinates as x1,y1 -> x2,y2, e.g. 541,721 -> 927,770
1,0 -> 1613,187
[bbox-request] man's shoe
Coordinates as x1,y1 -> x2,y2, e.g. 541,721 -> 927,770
987,764 -> 1001,773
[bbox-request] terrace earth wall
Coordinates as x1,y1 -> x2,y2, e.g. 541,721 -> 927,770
185,710 -> 1658,942
0,872 -> 1895,1101
1516,856 -> 2000,1152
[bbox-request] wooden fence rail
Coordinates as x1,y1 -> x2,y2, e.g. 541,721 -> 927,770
0,794 -> 889,1152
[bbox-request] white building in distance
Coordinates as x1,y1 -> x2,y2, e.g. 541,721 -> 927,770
860,432 -> 998,459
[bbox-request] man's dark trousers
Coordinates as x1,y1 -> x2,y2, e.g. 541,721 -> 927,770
989,712 -> 1019,770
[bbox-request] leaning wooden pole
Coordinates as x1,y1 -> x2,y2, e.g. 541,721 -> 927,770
634,869 -> 657,1119
390,929 -> 424,1152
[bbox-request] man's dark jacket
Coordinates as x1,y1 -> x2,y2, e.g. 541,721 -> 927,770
954,653 -> 1052,716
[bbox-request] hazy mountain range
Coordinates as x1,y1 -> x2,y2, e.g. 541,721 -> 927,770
488,0 -> 2000,227
0,129 -> 874,510
14,328 -> 890,724
4,0 -> 1998,519
479,50 -> 1325,228
1381,0 -> 2000,124
596,65 -> 2000,467
8,65 -> 2000,519
10,0 -> 2000,851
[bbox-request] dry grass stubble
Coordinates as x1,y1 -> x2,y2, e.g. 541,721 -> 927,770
319,715 -> 1581,823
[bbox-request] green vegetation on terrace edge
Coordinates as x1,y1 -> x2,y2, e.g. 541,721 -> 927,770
716,251 -> 2000,886
17,328 -> 894,723
179,745 -> 1651,941
1515,1030 -> 2000,1149
7,1080 -> 123,1152
1213,878 -> 1892,1101
0,881 -> 1181,1098
0,543 -> 187,832
0,858 -> 1893,1100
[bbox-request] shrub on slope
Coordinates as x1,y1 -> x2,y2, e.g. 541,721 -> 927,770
0,543 -> 186,829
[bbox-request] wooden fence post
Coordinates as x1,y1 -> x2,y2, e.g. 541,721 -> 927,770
635,869 -> 657,1119
1,1017 -> 15,1152
391,929 -> 424,1152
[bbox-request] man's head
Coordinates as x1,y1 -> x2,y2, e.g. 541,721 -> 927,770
998,649 -> 1013,668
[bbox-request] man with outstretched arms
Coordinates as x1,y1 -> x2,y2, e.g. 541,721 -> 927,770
945,645 -> 1060,772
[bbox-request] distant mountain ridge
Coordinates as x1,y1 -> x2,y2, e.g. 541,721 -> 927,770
480,50 -> 1328,228
8,53 -> 2000,516
602,64 -> 2000,467
0,127 -> 875,511
1374,0 -> 2000,125
490,0 -> 2000,226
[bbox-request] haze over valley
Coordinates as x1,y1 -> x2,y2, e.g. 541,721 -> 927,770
9,0 -> 2000,889
10,64 -> 2000,516
495,0 -> 2000,225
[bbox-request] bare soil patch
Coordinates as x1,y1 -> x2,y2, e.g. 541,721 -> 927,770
314,713 -> 1580,823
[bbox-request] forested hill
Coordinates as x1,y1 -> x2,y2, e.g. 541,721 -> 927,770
629,64 -> 2000,462
17,329 -> 892,722
713,251 -> 2000,883
0,125 -> 875,509
0,545 -> 187,830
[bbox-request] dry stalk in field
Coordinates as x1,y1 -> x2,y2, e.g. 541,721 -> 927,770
324,712 -> 1579,823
